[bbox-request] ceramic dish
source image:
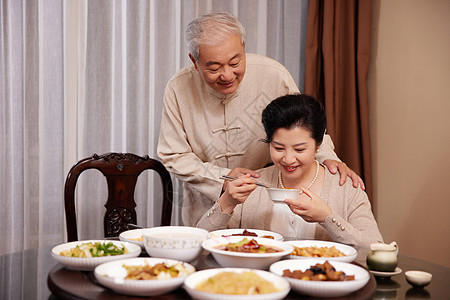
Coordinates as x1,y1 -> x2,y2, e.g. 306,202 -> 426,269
51,240 -> 141,271
405,270 -> 432,288
270,259 -> 370,297
267,187 -> 300,202
183,267 -> 290,300
286,240 -> 357,262
209,229 -> 284,241
94,257 -> 195,296
143,226 -> 209,262
369,267 -> 402,278
119,228 -> 152,248
202,236 -> 293,270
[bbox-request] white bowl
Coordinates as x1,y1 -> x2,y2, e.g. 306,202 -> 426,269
209,228 -> 284,241
94,257 -> 195,296
202,236 -> 293,270
51,240 -> 141,271
270,259 -> 370,297
143,226 -> 209,262
405,270 -> 432,288
119,228 -> 152,248
183,268 -> 290,300
286,240 -> 358,262
267,188 -> 300,202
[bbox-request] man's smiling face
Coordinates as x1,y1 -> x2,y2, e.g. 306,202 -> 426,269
190,34 -> 246,95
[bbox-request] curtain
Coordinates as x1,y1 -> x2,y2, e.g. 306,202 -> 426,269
304,0 -> 373,201
0,0 -> 309,260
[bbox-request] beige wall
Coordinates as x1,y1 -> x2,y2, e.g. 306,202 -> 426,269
369,0 -> 450,267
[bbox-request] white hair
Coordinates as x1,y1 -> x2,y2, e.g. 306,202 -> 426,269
185,12 -> 246,62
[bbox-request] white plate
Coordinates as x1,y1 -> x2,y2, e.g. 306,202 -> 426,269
369,267 -> 402,278
202,236 -> 293,270
209,229 -> 284,241
183,267 -> 290,300
270,259 -> 370,297
286,240 -> 357,262
94,257 -> 195,296
119,228 -> 154,248
51,240 -> 141,271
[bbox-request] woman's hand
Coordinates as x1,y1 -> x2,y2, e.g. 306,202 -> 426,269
222,167 -> 260,191
284,187 -> 332,223
322,159 -> 365,190
218,174 -> 257,214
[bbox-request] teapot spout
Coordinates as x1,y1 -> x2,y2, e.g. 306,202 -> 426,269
389,241 -> 399,255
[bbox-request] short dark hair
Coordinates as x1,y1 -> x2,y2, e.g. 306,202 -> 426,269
261,94 -> 326,146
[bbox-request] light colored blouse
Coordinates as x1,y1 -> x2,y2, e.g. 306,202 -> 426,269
270,202 -> 316,239
197,165 -> 383,250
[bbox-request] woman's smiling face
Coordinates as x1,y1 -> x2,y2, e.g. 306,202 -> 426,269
270,126 -> 318,186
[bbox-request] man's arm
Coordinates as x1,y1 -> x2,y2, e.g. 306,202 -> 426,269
315,134 -> 340,163
315,134 -> 365,189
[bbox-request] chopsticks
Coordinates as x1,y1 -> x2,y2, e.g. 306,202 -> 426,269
220,175 -> 270,188
126,223 -> 144,229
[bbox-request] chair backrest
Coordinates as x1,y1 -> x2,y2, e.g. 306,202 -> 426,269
64,152 -> 173,242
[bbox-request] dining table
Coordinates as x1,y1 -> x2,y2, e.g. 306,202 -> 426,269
0,241 -> 448,300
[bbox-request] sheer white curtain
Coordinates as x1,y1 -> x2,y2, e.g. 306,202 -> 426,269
1,0 -> 308,256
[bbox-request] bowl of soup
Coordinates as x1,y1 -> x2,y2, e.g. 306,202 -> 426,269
143,226 -> 209,262
202,236 -> 293,270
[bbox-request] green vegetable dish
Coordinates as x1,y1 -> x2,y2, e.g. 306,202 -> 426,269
59,242 -> 129,258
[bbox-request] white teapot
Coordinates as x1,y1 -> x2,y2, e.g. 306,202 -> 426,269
366,241 -> 399,272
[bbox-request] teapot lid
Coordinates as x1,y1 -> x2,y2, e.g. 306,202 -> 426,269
370,241 -> 397,251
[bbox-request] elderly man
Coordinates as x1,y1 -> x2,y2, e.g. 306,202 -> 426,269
157,12 -> 363,226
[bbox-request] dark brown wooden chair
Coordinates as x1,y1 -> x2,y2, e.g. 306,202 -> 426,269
64,152 -> 173,242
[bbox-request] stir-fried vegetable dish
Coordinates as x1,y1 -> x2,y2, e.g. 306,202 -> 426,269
215,238 -> 282,253
123,262 -> 192,280
291,245 -> 345,257
283,260 -> 355,281
59,242 -> 128,258
223,229 -> 275,239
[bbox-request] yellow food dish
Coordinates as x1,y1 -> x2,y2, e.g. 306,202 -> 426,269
195,271 -> 279,295
291,246 -> 345,257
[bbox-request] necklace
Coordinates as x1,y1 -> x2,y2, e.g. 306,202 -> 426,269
278,160 -> 319,193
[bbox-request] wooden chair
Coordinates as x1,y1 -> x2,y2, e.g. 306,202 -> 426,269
64,152 -> 173,242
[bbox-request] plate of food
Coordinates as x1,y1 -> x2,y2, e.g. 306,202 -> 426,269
208,229 -> 284,241
286,240 -> 357,262
270,259 -> 370,297
94,257 -> 195,296
51,240 -> 141,271
202,236 -> 293,270
183,267 -> 290,300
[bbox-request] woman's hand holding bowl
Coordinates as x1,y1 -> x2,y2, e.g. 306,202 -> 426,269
284,187 -> 332,223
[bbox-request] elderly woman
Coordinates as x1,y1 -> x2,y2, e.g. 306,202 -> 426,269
197,94 -> 383,249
